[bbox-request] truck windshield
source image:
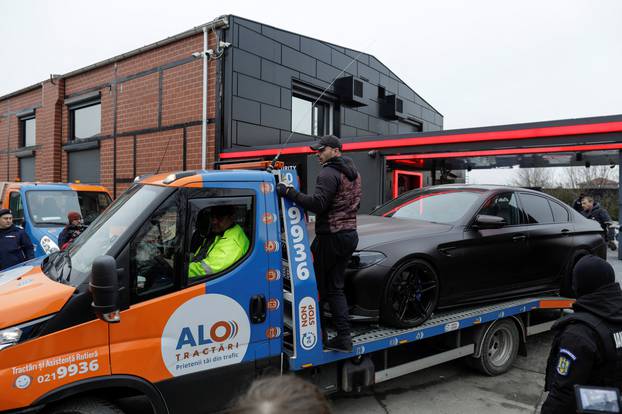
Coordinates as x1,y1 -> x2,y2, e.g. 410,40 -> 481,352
67,184 -> 169,285
26,190 -> 112,226
78,191 -> 112,224
27,190 -> 82,225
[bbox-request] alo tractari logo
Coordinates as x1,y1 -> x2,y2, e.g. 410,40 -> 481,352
162,294 -> 250,376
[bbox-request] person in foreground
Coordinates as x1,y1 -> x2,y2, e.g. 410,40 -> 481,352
228,375 -> 332,414
542,255 -> 622,413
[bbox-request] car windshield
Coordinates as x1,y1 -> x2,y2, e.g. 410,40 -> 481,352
66,184 -> 169,285
372,188 -> 484,224
26,189 -> 112,226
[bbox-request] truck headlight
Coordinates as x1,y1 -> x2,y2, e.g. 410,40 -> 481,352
0,327 -> 22,351
40,236 -> 60,254
348,251 -> 386,269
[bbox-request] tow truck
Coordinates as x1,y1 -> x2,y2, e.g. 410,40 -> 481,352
0,166 -> 572,413
0,182 -> 112,256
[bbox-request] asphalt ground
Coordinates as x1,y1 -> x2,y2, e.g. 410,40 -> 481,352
332,249 -> 622,414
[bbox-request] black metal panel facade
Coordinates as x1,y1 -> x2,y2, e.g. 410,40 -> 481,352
223,16 -> 443,150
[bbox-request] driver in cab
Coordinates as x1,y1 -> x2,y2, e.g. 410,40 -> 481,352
188,205 -> 250,278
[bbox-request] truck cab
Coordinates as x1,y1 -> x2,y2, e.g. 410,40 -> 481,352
0,182 -> 112,256
0,170 -> 283,413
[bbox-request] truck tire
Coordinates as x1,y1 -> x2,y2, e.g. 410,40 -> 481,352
468,319 -> 519,376
46,397 -> 125,414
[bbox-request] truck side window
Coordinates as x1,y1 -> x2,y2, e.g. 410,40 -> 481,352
9,192 -> 24,226
186,195 -> 254,284
130,195 -> 179,298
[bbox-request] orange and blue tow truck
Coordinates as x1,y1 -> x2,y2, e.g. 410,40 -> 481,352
0,167 -> 572,413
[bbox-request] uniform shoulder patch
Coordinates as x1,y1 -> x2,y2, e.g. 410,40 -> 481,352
556,355 -> 572,376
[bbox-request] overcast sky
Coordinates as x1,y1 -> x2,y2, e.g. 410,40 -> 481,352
2,0 -> 621,184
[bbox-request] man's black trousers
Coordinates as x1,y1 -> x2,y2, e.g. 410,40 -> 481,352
311,230 -> 358,337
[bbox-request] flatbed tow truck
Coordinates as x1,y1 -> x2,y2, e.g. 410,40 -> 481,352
0,166 -> 572,413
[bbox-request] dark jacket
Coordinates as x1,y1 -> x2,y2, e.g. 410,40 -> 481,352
582,202 -> 611,229
0,225 -> 34,270
58,224 -> 85,250
542,283 -> 622,413
288,156 -> 362,234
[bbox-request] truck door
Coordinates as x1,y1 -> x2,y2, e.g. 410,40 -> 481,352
8,191 -> 25,228
109,185 -> 275,414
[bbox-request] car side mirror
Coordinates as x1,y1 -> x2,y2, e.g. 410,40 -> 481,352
89,255 -> 121,323
474,214 -> 506,229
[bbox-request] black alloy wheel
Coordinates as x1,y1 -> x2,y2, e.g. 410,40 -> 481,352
380,259 -> 439,328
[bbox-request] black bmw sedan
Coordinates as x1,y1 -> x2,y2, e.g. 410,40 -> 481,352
344,185 -> 606,328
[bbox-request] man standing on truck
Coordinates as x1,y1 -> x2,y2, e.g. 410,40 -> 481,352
0,208 -> 34,271
277,135 -> 362,352
541,255 -> 622,413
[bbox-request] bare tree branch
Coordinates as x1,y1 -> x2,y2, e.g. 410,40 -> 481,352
511,168 -> 553,188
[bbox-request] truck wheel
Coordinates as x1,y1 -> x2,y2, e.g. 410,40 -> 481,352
46,397 -> 125,414
468,319 -> 519,376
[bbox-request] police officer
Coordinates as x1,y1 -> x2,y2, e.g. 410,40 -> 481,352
0,208 -> 34,271
277,135 -> 362,352
542,255 -> 622,413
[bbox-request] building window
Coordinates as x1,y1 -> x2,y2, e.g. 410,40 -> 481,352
291,95 -> 333,136
20,116 -> 36,147
71,100 -> 101,140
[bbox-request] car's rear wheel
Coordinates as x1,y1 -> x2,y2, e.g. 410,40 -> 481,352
380,258 -> 439,328
467,319 -> 519,376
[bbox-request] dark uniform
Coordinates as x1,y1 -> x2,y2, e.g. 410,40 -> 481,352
582,202 -> 612,234
542,255 -> 622,413
277,136 -> 362,351
0,224 -> 34,271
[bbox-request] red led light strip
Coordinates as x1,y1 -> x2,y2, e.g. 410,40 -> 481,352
219,121 -> 622,160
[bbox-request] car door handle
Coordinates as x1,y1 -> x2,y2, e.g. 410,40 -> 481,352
249,294 -> 266,324
512,235 -> 527,242
438,246 -> 457,257
561,229 -> 571,235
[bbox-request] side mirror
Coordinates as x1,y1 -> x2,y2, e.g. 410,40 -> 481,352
89,255 -> 120,323
474,214 -> 506,229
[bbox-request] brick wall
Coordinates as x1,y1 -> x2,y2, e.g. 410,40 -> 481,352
1,30 -> 218,197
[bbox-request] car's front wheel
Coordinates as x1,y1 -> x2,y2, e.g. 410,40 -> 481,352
380,258 -> 439,328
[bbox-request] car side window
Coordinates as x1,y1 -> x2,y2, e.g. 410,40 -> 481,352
130,195 -> 179,300
549,200 -> 569,223
478,192 -> 522,225
518,193 -> 554,224
186,194 -> 254,285
9,192 -> 24,226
